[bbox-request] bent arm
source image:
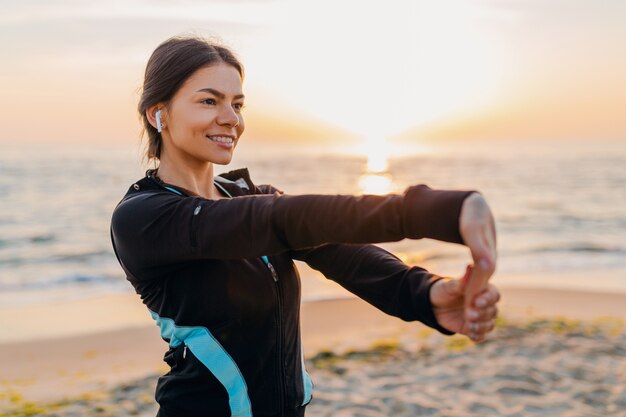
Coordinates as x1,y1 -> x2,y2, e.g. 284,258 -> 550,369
290,243 -> 454,335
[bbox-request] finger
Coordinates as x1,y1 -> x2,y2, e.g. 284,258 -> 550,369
467,319 -> 496,334
484,319 -> 496,333
438,264 -> 474,297
464,237 -> 497,318
463,261 -> 492,318
466,305 -> 498,323
474,285 -> 501,308
468,332 -> 486,343
458,264 -> 473,293
478,306 -> 498,321
469,322 -> 496,343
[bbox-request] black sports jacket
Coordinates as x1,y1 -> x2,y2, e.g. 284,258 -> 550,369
109,167 -> 474,417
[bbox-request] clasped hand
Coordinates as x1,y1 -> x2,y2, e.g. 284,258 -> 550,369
430,192 -> 500,342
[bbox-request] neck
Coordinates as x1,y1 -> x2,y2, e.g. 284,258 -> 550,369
155,153 -> 220,199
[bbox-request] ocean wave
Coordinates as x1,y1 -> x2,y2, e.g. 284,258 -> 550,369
0,249 -> 111,267
53,250 -> 111,262
0,217 -> 16,226
529,244 -> 625,254
1,142 -> 625,298
30,233 -> 56,243
0,272 -> 124,292
0,233 -> 57,250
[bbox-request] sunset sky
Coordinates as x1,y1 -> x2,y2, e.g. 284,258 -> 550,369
2,0 -> 625,151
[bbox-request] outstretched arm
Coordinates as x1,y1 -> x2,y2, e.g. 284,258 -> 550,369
112,182 -> 474,276
286,185 -> 500,341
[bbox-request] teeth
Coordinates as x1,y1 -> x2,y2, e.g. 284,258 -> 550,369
208,136 -> 233,143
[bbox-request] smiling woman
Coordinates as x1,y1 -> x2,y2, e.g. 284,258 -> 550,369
110,35 -> 499,417
136,38 -> 246,199
148,65 -> 246,196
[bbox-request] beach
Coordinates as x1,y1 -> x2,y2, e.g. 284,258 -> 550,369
2,0 -> 626,412
1,279 -> 626,417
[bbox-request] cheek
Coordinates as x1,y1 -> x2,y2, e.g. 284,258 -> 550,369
174,106 -> 204,126
170,108 -> 199,133
237,116 -> 245,135
188,112 -> 210,130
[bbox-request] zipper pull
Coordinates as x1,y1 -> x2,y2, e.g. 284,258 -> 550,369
262,255 -> 279,282
267,261 -> 279,282
183,345 -> 187,359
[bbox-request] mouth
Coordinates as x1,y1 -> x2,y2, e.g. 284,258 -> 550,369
206,135 -> 235,144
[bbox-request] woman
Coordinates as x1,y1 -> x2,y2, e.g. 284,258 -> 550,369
110,36 -> 499,417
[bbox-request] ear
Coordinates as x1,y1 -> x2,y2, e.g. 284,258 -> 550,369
146,104 -> 167,131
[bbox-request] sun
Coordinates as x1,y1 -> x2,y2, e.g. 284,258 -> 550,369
243,1 -> 503,144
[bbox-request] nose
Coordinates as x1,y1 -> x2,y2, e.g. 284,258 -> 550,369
216,104 -> 240,128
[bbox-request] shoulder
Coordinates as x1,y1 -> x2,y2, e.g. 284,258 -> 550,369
111,172 -> 183,229
111,187 -> 179,229
215,168 -> 284,195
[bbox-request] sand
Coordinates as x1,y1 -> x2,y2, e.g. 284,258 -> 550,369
1,284 -> 626,416
306,319 -> 626,417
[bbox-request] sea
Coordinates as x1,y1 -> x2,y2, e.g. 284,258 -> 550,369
1,139 -> 625,307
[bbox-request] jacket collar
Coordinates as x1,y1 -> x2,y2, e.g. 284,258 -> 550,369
136,168 -> 256,198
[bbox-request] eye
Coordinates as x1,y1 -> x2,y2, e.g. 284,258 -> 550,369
233,103 -> 245,111
201,98 -> 216,105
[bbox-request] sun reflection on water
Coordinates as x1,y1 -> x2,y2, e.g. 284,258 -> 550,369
358,172 -> 394,195
366,151 -> 389,173
357,135 -> 396,195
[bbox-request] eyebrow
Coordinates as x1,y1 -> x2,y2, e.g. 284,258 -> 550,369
196,88 -> 245,100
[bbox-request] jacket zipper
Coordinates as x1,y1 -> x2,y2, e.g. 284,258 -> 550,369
264,257 -> 285,415
267,261 -> 278,282
157,177 -> 288,412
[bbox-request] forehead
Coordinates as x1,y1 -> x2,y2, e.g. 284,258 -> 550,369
180,63 -> 243,95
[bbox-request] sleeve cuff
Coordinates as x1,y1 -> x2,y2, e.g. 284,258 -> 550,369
403,185 -> 476,244
410,273 -> 456,336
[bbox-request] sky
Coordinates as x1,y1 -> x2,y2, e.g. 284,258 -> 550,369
1,0 -> 625,152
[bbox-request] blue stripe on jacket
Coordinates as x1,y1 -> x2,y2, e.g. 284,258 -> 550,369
149,310 -> 253,417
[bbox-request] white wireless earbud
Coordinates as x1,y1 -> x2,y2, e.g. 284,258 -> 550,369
155,110 -> 163,133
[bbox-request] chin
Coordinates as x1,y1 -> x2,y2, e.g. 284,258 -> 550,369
212,155 -> 234,165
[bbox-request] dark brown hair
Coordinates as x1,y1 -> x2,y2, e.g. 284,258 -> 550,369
138,36 -> 244,161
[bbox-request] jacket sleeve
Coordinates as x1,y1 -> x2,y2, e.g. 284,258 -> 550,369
289,243 -> 455,335
110,182 -> 475,274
